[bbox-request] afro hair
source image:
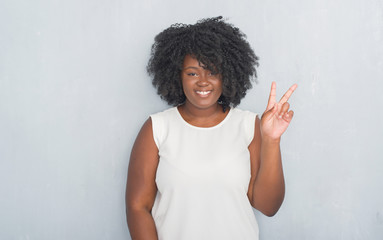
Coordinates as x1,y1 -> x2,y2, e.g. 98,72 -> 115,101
147,16 -> 259,111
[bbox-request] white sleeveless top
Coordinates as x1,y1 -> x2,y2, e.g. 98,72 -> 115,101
150,107 -> 259,240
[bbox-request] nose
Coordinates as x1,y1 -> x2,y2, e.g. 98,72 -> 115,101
197,74 -> 209,87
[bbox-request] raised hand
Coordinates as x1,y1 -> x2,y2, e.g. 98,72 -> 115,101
260,82 -> 297,141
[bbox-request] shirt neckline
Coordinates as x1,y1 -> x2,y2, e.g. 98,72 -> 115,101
174,106 -> 233,130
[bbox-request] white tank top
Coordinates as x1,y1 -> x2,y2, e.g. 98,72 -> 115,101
150,107 -> 259,240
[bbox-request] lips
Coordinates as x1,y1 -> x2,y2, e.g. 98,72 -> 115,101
195,90 -> 212,97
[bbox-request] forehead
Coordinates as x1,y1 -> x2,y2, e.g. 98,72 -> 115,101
183,55 -> 200,68
182,54 -> 207,69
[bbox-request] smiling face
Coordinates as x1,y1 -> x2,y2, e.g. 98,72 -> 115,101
181,55 -> 223,110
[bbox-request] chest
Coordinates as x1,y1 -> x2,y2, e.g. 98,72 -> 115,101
155,125 -> 251,193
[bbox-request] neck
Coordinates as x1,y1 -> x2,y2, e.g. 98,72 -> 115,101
180,101 -> 223,119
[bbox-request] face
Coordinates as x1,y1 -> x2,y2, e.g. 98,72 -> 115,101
181,55 -> 223,110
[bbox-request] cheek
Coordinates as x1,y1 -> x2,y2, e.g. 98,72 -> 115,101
181,80 -> 196,99
181,79 -> 192,92
216,81 -> 223,94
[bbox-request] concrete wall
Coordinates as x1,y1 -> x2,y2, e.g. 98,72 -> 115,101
1,0 -> 382,239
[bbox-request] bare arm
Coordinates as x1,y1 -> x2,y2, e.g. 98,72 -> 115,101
247,82 -> 297,216
247,117 -> 285,216
126,118 -> 159,240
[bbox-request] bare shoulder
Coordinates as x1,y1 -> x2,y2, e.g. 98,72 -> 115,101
130,117 -> 159,167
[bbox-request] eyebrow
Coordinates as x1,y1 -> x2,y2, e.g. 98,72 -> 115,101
183,66 -> 200,70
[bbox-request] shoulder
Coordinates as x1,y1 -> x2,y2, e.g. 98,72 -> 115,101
230,107 -> 257,115
150,107 -> 177,120
131,117 -> 158,154
149,107 -> 177,148
149,107 -> 178,132
230,107 -> 258,121
229,108 -> 259,143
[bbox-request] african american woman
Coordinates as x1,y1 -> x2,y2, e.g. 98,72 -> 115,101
126,16 -> 297,240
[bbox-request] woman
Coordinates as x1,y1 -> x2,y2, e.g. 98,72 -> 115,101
126,16 -> 297,240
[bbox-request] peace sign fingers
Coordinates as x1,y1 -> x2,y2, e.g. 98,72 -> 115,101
279,83 -> 298,105
266,82 -> 297,111
261,82 -> 298,140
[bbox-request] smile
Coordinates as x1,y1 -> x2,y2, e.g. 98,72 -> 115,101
195,90 -> 212,97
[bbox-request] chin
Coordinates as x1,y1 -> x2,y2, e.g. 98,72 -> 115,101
188,100 -> 220,109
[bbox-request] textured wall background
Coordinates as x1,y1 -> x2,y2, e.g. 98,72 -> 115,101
1,0 -> 383,239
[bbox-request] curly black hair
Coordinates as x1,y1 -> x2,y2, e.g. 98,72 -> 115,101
147,16 -> 259,111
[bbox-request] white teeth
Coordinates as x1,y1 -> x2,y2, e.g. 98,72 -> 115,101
196,91 -> 211,95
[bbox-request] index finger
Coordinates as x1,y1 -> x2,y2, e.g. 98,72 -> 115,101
279,84 -> 298,104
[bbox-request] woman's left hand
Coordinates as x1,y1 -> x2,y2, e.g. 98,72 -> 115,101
260,82 -> 298,141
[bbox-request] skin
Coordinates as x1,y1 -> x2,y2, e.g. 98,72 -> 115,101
178,55 -> 228,126
125,54 -> 297,239
247,81 -> 297,216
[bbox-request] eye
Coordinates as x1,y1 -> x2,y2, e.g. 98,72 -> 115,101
208,71 -> 218,77
187,72 -> 197,76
